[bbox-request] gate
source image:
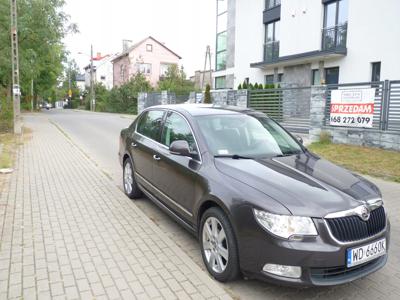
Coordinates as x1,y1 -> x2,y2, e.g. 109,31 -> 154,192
248,86 -> 311,133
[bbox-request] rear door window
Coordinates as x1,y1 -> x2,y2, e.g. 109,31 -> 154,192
136,110 -> 165,142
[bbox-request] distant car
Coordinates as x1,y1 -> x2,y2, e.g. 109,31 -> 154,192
42,102 -> 51,110
119,104 -> 390,286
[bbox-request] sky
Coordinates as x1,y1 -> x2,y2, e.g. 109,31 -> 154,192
63,0 -> 217,77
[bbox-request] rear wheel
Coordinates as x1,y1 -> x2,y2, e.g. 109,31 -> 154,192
123,158 -> 142,199
200,207 -> 240,282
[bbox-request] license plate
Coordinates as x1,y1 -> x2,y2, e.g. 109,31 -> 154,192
347,238 -> 386,268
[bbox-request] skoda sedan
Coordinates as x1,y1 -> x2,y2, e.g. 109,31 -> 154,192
118,104 -> 390,286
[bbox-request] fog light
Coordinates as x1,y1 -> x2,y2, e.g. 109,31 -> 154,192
263,264 -> 301,278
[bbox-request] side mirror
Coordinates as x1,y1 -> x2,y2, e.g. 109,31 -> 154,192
169,140 -> 191,157
295,135 -> 303,145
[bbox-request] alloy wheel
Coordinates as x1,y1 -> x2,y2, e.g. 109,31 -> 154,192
202,217 -> 229,273
124,161 -> 133,194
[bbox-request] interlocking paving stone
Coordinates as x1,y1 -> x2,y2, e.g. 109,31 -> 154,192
0,115 -> 232,299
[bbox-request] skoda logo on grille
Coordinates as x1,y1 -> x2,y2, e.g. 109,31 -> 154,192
356,205 -> 371,221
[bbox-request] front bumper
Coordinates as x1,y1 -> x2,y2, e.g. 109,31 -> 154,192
236,207 -> 391,286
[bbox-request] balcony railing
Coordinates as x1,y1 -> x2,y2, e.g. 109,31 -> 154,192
322,23 -> 348,51
264,41 -> 280,63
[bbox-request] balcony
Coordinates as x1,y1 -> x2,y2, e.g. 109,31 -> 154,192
322,23 -> 348,51
264,41 -> 280,63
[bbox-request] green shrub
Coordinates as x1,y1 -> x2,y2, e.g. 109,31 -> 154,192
0,89 -> 13,133
204,84 -> 211,104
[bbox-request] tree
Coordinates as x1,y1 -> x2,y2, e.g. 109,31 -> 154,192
0,0 -> 77,112
204,84 -> 211,104
157,64 -> 195,94
249,83 -> 254,90
237,83 -> 242,90
106,73 -> 153,114
242,80 -> 248,89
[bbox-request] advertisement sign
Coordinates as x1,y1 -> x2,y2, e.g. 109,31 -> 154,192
330,88 -> 376,128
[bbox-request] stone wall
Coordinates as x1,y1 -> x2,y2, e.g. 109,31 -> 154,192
211,89 -> 248,107
309,86 -> 400,151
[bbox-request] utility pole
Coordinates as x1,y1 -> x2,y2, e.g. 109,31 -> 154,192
10,0 -> 21,134
30,79 -> 33,112
202,45 -> 212,90
68,69 -> 72,108
90,44 -> 95,111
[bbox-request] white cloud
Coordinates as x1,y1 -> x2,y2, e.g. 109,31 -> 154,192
63,0 -> 217,77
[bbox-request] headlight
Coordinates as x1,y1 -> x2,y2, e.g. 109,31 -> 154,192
253,209 -> 318,239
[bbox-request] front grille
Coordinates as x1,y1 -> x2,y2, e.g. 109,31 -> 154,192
326,206 -> 386,242
310,256 -> 384,281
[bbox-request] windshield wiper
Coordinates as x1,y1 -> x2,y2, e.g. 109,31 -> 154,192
273,151 -> 302,158
214,154 -> 253,159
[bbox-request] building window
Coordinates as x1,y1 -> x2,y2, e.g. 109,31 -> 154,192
322,0 -> 348,50
312,69 -> 320,85
160,63 -> 174,77
371,62 -> 381,82
217,0 -> 227,15
265,75 -> 274,84
216,51 -> 227,71
216,31 -> 227,71
265,0 -> 281,10
325,67 -> 339,85
120,65 -> 126,81
136,63 -> 152,75
216,0 -> 228,71
146,44 -> 153,52
100,75 -> 106,80
265,73 -> 283,85
215,76 -> 226,89
264,20 -> 280,62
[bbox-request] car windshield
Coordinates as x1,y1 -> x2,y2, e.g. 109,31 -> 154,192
195,114 -> 303,158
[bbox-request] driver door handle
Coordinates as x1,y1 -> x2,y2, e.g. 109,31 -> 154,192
153,155 -> 161,161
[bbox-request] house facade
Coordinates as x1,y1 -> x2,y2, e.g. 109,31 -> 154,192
84,53 -> 116,90
112,36 -> 181,87
213,0 -> 400,89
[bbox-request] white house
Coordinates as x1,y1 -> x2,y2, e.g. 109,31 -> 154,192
84,53 -> 117,90
213,0 -> 400,89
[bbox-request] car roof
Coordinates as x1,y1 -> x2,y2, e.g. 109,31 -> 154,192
149,104 -> 259,116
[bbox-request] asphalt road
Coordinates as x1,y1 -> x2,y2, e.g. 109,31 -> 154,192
38,109 -> 400,300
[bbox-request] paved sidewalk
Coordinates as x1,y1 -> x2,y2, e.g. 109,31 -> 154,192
0,116 -> 232,299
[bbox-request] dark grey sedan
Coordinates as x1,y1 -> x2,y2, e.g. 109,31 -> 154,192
118,104 -> 390,286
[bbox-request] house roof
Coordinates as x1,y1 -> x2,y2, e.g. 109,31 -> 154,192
111,36 -> 182,63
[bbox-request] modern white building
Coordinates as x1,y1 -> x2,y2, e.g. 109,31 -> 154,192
84,53 -> 117,90
213,0 -> 400,89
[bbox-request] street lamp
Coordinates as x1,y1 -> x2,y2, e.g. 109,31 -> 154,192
78,45 -> 96,111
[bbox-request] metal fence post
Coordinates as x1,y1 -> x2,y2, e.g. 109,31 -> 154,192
381,80 -> 390,131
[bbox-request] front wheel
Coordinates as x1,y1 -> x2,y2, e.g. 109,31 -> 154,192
123,158 -> 142,199
200,207 -> 240,282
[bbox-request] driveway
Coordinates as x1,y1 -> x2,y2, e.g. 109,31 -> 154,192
43,109 -> 400,299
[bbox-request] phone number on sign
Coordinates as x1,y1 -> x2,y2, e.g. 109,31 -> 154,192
330,116 -> 372,126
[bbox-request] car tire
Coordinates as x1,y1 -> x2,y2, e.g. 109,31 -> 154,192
123,158 -> 142,199
200,207 -> 240,282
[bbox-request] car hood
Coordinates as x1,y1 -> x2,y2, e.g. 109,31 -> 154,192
214,152 -> 381,218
